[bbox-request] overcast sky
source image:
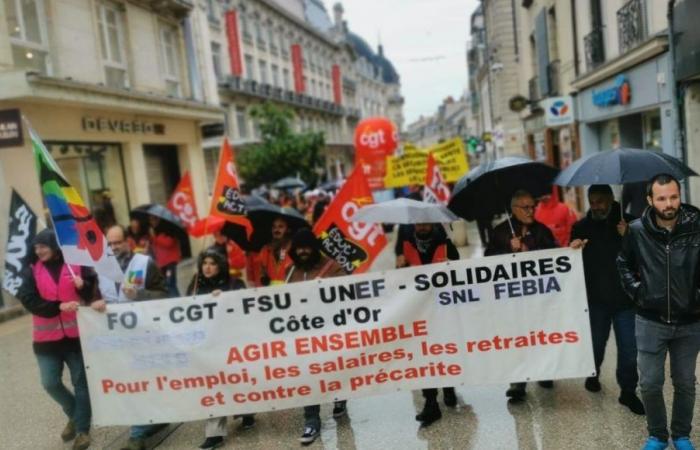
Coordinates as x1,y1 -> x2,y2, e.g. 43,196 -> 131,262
336,0 -> 480,127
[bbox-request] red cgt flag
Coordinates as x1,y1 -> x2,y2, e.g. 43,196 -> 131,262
313,166 -> 387,274
209,138 -> 252,236
167,171 -> 199,232
423,152 -> 450,205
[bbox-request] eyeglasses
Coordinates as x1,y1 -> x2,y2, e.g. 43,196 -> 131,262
107,240 -> 124,247
514,205 -> 536,212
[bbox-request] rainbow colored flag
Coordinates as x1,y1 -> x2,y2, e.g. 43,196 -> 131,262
30,125 -> 123,282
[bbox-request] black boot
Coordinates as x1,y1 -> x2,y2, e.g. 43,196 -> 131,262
619,390 -> 645,415
415,400 -> 442,426
443,387 -> 457,407
585,376 -> 601,392
506,382 -> 526,401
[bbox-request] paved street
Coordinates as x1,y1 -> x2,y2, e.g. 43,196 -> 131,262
0,223 -> 696,450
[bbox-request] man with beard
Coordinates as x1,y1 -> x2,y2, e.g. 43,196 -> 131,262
93,225 -> 168,450
485,189 -> 558,401
569,185 -> 644,415
397,222 -> 459,426
284,228 -> 346,445
256,217 -> 293,286
618,174 -> 700,450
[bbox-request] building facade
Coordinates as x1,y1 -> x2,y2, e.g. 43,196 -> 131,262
404,95 -> 473,149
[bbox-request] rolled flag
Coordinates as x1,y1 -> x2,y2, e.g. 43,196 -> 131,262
29,124 -> 123,282
2,189 -> 37,296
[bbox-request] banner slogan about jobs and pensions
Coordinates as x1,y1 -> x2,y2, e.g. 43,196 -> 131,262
78,248 -> 594,426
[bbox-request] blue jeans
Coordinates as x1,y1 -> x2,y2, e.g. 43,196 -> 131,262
36,351 -> 91,433
636,316 -> 700,440
589,305 -> 638,391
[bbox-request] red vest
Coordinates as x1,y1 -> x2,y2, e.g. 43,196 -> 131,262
403,241 -> 447,267
31,262 -> 81,342
258,243 -> 293,285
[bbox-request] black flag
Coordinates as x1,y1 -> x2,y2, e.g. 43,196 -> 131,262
3,190 -> 37,296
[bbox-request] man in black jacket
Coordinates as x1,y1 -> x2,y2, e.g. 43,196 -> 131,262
617,174 -> 700,450
484,189 -> 557,401
397,223 -> 460,426
570,185 -> 644,415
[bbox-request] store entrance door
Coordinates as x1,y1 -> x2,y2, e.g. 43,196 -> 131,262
143,145 -> 181,205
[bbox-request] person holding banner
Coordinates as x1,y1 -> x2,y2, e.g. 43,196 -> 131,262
284,228 -> 346,445
485,189 -> 558,401
257,217 -> 294,286
617,174 -> 700,450
92,225 -> 168,450
569,185 -> 644,415
17,229 -> 98,450
396,222 -> 460,426
186,248 -> 253,449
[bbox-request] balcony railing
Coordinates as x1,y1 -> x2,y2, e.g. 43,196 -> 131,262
528,76 -> 540,101
547,59 -> 560,96
617,0 -> 647,54
584,27 -> 606,72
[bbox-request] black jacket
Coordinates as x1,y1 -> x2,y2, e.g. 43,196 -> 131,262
571,202 -> 635,311
398,225 -> 459,265
485,217 -> 557,256
617,204 -> 700,324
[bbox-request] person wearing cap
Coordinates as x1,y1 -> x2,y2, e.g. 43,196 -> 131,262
186,247 -> 251,449
396,222 -> 460,426
284,228 -> 346,445
17,229 -> 98,450
485,189 -> 558,401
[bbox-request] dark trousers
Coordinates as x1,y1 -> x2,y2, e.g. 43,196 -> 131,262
36,351 -> 91,433
303,401 -> 346,429
589,305 -> 638,392
162,263 -> 179,297
636,316 -> 700,440
422,387 -> 454,403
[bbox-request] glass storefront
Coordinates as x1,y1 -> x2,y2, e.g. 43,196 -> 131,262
46,141 -> 129,230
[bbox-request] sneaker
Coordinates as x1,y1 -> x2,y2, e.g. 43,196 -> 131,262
199,436 -> 224,449
443,388 -> 457,407
332,401 -> 347,418
299,426 -> 320,445
642,436 -> 668,450
672,437 -> 696,450
619,391 -> 645,415
585,376 -> 602,392
61,420 -> 76,442
415,402 -> 442,426
241,415 -> 256,430
537,380 -> 554,388
506,383 -> 526,401
72,433 -> 90,450
120,437 -> 146,450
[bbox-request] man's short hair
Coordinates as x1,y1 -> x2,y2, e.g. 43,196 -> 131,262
588,184 -> 613,198
510,189 -> 534,209
107,224 -> 127,239
646,173 -> 681,197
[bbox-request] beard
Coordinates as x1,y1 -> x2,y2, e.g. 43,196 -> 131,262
653,205 -> 679,221
296,250 -> 321,270
591,209 -> 610,221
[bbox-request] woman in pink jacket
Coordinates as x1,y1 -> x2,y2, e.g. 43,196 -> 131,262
17,229 -> 97,450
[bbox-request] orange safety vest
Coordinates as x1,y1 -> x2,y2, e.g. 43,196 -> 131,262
258,243 -> 293,285
403,241 -> 447,267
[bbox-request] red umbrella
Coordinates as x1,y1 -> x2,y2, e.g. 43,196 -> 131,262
189,216 -> 226,238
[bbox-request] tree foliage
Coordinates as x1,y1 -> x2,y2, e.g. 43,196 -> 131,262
238,102 -> 325,189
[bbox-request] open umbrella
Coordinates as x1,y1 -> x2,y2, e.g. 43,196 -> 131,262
350,198 -> 459,224
130,204 -> 185,236
273,176 -> 306,191
554,148 -> 697,186
245,206 -> 309,251
448,157 -> 559,222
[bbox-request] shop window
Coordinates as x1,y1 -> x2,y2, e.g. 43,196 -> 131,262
160,22 -> 182,97
45,142 -> 130,230
643,110 -> 662,150
97,1 -> 129,89
5,0 -> 50,74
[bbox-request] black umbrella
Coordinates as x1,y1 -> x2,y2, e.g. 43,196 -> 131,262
245,205 -> 309,252
554,148 -> 697,186
219,195 -> 271,250
273,176 -> 306,191
130,204 -> 184,230
448,156 -> 559,222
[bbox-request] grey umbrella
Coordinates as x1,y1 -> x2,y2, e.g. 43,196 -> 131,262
350,198 -> 459,224
554,148 -> 697,186
273,176 -> 306,191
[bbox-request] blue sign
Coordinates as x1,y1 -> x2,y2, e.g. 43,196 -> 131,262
592,75 -> 631,107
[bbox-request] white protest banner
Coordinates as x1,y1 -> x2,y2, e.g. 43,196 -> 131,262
78,248 -> 594,426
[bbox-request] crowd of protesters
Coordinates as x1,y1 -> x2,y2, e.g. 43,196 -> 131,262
14,173 -> 700,450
